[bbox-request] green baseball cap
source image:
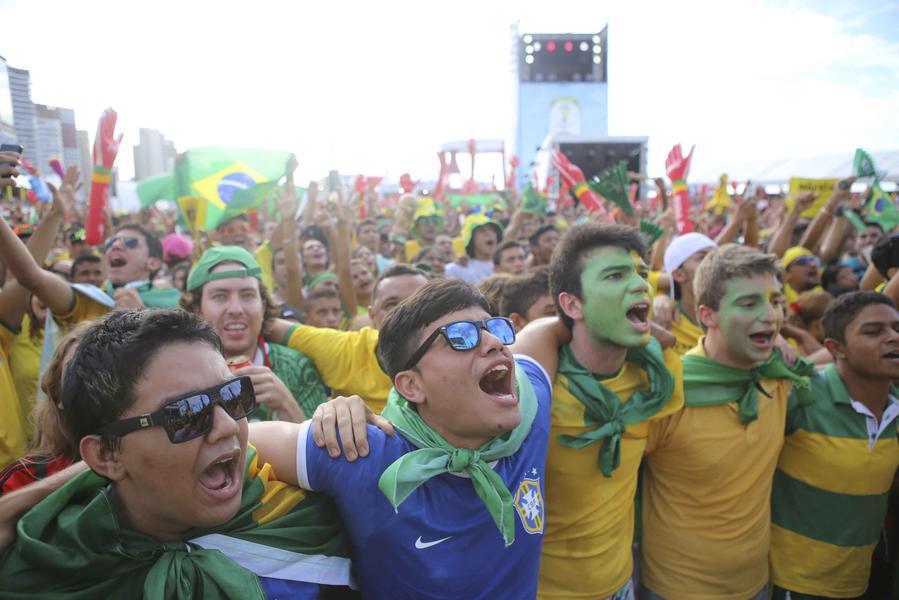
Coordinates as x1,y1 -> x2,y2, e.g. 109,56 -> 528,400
186,246 -> 262,292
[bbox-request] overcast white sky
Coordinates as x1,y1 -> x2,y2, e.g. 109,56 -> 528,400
1,0 -> 897,183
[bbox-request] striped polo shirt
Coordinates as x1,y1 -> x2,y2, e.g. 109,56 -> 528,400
770,364 -> 899,598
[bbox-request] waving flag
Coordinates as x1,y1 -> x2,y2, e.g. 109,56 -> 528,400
854,148 -> 899,230
137,148 -> 296,230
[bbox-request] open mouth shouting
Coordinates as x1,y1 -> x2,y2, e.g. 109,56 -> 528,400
478,359 -> 516,406
882,349 -> 899,364
626,300 -> 651,333
199,448 -> 242,501
748,329 -> 776,351
107,254 -> 128,269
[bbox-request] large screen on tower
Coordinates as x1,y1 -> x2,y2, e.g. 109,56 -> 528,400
518,28 -> 607,83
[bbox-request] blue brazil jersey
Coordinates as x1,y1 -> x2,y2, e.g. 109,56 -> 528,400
295,356 -> 552,599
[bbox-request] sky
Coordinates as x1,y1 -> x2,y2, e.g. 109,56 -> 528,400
1,0 -> 897,184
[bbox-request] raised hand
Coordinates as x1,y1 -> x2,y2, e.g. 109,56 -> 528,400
550,150 -> 602,212
47,166 -> 82,218
665,144 -> 695,183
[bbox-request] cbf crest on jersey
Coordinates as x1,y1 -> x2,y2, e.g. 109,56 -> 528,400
514,471 -> 544,534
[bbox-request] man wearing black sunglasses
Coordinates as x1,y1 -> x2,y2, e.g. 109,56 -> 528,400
0,309 -> 352,598
250,277 -> 558,598
0,217 -> 181,337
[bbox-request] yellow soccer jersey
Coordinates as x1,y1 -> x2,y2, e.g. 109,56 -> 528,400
285,324 -> 392,414
0,322 -> 26,469
10,315 -> 42,436
641,342 -> 792,600
671,311 -> 703,356
538,347 -> 684,599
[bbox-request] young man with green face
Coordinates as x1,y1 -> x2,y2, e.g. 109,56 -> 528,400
640,244 -> 814,600
770,292 -> 899,600
539,223 -> 684,599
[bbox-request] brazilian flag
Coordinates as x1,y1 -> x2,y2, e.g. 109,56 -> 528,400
137,148 -> 296,231
854,148 -> 899,230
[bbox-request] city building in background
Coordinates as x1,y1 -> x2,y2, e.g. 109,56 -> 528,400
133,127 -> 176,181
33,104 -> 64,174
0,56 -> 17,142
7,65 -> 37,163
76,129 -> 91,200
58,107 -> 80,174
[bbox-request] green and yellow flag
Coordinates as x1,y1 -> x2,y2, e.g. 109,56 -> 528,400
137,148 -> 296,231
854,148 -> 899,230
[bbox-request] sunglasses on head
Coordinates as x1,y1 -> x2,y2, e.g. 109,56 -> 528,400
101,376 -> 256,444
402,317 -> 516,371
104,235 -> 141,253
790,255 -> 820,268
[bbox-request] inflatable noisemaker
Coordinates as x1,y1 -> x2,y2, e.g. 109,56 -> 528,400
665,144 -> 695,234
588,160 -> 633,217
550,149 -> 602,212
85,108 -> 123,245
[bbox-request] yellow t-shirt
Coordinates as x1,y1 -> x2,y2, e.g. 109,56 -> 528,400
255,241 -> 276,292
538,347 -> 684,599
404,237 -> 465,263
784,282 -> 823,304
10,315 -> 42,436
0,322 -> 26,469
53,289 -> 109,328
671,310 -> 703,356
285,325 -> 392,414
641,342 -> 792,600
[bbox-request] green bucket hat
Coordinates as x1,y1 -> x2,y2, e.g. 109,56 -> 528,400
186,246 -> 262,292
461,214 -> 504,252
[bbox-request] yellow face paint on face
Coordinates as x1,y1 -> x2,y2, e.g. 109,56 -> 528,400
580,247 -> 652,349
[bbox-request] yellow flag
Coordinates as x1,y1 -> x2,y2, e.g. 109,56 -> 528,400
707,174 -> 730,215
786,178 -> 838,219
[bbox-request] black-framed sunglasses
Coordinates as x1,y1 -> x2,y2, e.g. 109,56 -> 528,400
402,317 -> 516,372
790,255 -> 820,268
103,235 -> 141,253
100,376 -> 256,444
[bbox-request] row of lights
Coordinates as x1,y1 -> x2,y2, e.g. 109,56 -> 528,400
522,34 -> 602,64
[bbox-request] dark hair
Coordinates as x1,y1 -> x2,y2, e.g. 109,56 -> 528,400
493,240 -> 523,266
62,309 -> 222,448
823,291 -> 896,343
477,273 -> 511,314
305,287 -> 340,305
871,234 -> 899,278
356,219 -> 376,234
549,223 -> 645,329
115,224 -> 162,260
500,267 -> 551,318
71,253 -> 101,274
821,263 -> 847,291
529,224 -> 557,249
115,224 -> 164,281
371,264 -> 429,305
378,278 -> 490,379
466,223 -> 502,258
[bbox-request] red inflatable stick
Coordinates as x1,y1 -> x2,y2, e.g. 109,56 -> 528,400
85,108 -> 123,245
550,149 -> 602,212
665,144 -> 695,234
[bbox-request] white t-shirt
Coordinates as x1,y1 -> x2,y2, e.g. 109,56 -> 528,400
444,258 -> 494,286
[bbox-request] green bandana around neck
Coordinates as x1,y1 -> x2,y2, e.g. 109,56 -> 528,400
101,280 -> 182,308
1,446 -> 349,599
682,346 -> 815,423
556,337 -> 674,478
377,363 -> 537,547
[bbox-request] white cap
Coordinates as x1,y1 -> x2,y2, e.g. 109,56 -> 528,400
663,233 -> 718,274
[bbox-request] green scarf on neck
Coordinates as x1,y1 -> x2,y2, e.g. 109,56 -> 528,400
0,447 -> 349,599
682,347 -> 815,423
556,338 -> 674,478
378,364 -> 537,547
102,280 -> 182,308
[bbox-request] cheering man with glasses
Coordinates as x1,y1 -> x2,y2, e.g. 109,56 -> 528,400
0,309 -> 352,598
0,217 -> 181,334
250,277 -> 558,598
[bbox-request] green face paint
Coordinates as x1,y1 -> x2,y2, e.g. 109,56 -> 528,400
715,274 -> 781,367
580,247 -> 652,349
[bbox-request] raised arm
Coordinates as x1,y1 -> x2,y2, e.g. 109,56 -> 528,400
277,181 -> 304,312
800,178 -> 854,252
768,192 -> 815,258
510,316 -> 571,382
333,193 -> 358,317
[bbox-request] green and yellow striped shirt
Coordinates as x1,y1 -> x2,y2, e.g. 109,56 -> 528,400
770,364 -> 899,598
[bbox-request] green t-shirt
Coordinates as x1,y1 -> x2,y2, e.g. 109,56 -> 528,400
252,342 -> 328,421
